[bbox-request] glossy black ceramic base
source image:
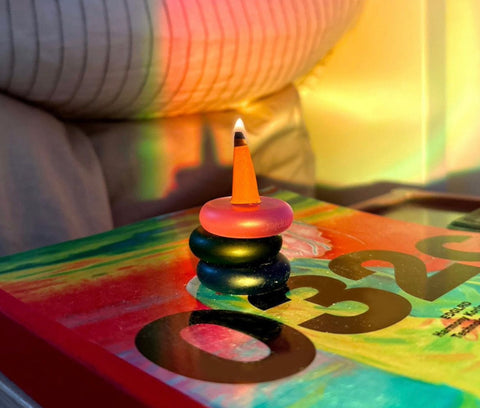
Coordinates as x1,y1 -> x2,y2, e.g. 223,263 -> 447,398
196,253 -> 291,295
189,226 -> 282,265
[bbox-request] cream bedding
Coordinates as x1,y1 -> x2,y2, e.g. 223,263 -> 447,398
0,0 -> 363,255
0,0 -> 362,119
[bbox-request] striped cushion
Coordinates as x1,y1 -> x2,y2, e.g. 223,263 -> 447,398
0,0 -> 363,119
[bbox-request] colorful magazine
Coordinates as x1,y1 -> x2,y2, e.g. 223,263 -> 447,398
0,191 -> 480,407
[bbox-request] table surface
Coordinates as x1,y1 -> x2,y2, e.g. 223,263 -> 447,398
1,190 -> 480,408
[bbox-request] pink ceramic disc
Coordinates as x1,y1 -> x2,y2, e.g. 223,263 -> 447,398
199,196 -> 293,238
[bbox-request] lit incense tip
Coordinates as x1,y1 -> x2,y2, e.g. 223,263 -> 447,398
234,118 -> 247,147
231,119 -> 261,205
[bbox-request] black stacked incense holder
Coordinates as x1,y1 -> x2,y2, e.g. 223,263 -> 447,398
189,226 -> 290,295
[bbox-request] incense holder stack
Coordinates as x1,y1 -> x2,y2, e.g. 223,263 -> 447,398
189,220 -> 291,295
189,119 -> 293,295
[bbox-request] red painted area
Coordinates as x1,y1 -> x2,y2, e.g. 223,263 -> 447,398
0,289 -> 203,408
315,209 -> 480,270
6,258 -> 205,350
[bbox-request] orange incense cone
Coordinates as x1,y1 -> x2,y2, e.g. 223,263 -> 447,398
231,119 -> 261,205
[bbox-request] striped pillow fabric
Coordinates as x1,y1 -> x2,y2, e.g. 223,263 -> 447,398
0,0 -> 363,119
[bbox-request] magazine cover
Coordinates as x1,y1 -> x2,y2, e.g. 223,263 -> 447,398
0,191 -> 479,408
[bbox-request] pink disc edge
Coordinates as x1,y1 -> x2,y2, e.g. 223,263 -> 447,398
199,197 -> 293,238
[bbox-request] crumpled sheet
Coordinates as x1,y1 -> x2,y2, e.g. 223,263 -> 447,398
0,0 -> 364,255
0,85 -> 314,256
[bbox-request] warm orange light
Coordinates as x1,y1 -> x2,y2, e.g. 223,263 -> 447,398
231,119 -> 261,205
233,118 -> 246,134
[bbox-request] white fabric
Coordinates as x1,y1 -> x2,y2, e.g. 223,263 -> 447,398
0,85 -> 313,255
0,0 -> 363,119
0,0 -> 362,255
82,85 -> 315,225
0,93 -> 113,256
